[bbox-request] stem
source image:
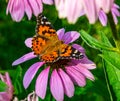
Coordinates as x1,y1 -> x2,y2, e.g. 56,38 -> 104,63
107,13 -> 119,40
102,59 -> 113,101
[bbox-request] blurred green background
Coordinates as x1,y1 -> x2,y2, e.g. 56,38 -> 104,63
0,0 -> 120,101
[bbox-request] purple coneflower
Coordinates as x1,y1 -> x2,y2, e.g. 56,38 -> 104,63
0,72 -> 13,101
12,28 -> 96,101
6,0 -> 53,22
54,0 -> 120,25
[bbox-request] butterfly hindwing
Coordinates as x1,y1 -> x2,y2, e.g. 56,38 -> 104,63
60,44 -> 84,59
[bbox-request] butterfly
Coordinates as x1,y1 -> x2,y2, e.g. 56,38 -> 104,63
31,14 -> 84,63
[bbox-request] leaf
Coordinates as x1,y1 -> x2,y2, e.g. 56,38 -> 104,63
101,33 -> 120,101
0,80 -> 7,92
10,66 -> 23,94
80,30 -> 115,51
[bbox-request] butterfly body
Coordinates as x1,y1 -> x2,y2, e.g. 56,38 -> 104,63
32,14 -> 84,63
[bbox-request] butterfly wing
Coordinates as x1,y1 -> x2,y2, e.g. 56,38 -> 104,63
40,50 -> 60,63
60,44 -> 84,59
35,14 -> 58,39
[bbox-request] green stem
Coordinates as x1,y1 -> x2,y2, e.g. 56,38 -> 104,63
102,59 -> 113,101
107,13 -> 119,40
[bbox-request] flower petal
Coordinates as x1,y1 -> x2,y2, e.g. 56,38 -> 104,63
50,69 -> 64,101
25,38 -> 32,48
23,62 -> 44,89
36,66 -> 50,99
42,0 -> 53,5
72,44 -> 85,53
98,10 -> 107,26
65,66 -> 86,87
6,0 -> 14,14
11,0 -> 25,22
23,0 -> 32,20
12,52 -> 37,66
57,28 -> 65,40
83,0 -> 97,24
62,31 -> 80,44
28,0 -> 42,16
58,69 -> 74,97
73,65 -> 95,80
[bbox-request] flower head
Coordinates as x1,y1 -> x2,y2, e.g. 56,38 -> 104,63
6,0 -> 53,22
12,28 -> 96,101
54,0 -> 120,25
0,72 -> 13,101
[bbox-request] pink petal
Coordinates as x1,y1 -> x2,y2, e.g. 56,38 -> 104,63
11,0 -> 25,22
42,0 -> 53,5
73,65 -> 95,80
102,0 -> 114,13
62,31 -> 80,44
23,0 -> 32,20
6,0 -> 14,14
36,67 -> 50,99
72,44 -> 85,53
98,10 -> 107,26
57,28 -> 65,40
66,0 -> 84,23
58,69 -> 74,97
54,0 -> 66,18
12,52 -> 37,66
83,0 -> 97,24
25,38 -> 32,48
36,0 -> 43,13
50,69 -> 64,101
23,62 -> 44,89
28,0 -> 42,16
65,66 -> 86,87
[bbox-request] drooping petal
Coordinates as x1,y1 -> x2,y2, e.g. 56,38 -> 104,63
83,0 -> 97,24
58,69 -> 74,97
28,0 -> 42,16
65,66 -> 86,87
25,38 -> 32,48
11,0 -> 25,22
42,0 -> 53,5
98,10 -> 107,26
23,62 -> 44,89
50,69 -> 64,101
23,0 -> 32,20
36,67 -> 50,99
57,28 -> 65,40
73,65 -> 95,80
54,0 -> 66,18
102,0 -> 114,13
6,0 -> 14,14
12,52 -> 37,66
66,0 -> 84,23
62,31 -> 80,44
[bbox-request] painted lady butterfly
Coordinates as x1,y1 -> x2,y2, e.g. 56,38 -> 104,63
31,14 -> 84,63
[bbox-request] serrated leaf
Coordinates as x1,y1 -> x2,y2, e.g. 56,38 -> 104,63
101,33 -> 120,101
0,80 -> 7,92
80,30 -> 115,51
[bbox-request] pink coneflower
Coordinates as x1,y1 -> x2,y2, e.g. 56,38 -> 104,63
0,72 -> 13,101
12,28 -> 96,101
54,0 -> 120,25
6,0 -> 53,22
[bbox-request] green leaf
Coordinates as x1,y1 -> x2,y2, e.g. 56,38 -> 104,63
10,66 -> 23,94
0,80 -> 7,92
80,30 -> 116,51
101,33 -> 120,101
